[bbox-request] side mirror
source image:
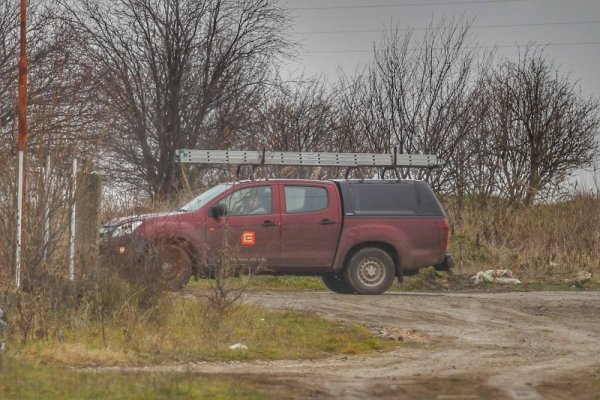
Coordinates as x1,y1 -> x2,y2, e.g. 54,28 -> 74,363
209,205 -> 226,219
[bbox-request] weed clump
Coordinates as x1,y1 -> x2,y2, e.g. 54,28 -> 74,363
400,267 -> 451,291
0,255 -> 166,348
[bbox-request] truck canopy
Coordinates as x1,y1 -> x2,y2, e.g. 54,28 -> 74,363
333,180 -> 445,217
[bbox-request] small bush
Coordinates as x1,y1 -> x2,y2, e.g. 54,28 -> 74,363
0,253 -> 167,348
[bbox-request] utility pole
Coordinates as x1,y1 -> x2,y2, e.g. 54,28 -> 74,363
69,159 -> 77,281
15,0 -> 28,288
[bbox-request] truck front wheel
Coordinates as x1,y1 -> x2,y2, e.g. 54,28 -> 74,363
146,242 -> 193,291
345,248 -> 395,295
321,272 -> 355,294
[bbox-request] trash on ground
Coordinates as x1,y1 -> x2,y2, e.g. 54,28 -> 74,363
368,326 -> 404,341
471,269 -> 521,285
229,343 -> 248,350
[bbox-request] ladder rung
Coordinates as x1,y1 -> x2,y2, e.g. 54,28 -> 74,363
174,149 -> 440,168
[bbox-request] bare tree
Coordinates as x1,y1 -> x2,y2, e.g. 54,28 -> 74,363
478,48 -> 600,205
338,17 -> 481,190
231,77 -> 338,178
0,1 -> 18,135
333,71 -> 371,154
61,0 -> 292,199
0,1 -> 104,280
256,78 -> 337,152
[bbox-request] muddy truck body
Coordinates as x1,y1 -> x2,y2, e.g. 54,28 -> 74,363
100,179 -> 453,294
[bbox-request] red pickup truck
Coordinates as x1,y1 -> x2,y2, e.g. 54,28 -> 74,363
100,179 -> 453,295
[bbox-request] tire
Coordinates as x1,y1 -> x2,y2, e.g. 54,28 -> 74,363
321,273 -> 355,294
146,242 -> 193,291
344,247 -> 395,295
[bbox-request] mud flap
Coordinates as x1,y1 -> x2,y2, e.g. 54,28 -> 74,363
396,264 -> 404,283
434,254 -> 455,272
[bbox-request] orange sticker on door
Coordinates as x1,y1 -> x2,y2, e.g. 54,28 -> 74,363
241,231 -> 256,246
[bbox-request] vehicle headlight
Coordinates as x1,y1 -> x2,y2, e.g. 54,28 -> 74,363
110,220 -> 143,238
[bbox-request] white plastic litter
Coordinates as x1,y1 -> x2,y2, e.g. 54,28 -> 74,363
471,269 -> 521,285
229,343 -> 248,350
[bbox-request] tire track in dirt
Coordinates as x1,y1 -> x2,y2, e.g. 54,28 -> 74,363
238,291 -> 600,399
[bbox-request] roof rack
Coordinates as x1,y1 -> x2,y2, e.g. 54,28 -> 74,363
174,148 -> 441,179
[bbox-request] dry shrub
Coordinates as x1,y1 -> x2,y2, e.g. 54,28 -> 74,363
446,192 -> 600,279
200,224 -> 254,329
97,190 -> 252,333
0,145 -> 170,347
0,253 -> 167,347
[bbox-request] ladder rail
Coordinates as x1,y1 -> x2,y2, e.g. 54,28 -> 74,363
174,149 -> 441,168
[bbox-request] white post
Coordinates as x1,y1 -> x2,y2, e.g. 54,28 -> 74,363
43,155 -> 50,262
15,150 -> 24,288
69,158 -> 77,281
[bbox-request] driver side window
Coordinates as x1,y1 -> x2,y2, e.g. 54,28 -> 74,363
217,186 -> 272,216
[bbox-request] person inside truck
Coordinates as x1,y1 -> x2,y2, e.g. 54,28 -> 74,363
242,191 -> 269,215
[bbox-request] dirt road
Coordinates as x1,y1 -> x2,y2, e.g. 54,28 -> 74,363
238,291 -> 600,399
125,291 -> 600,399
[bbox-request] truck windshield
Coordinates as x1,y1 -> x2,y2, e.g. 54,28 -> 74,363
179,184 -> 232,212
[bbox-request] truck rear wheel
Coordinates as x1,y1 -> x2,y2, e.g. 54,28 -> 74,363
321,272 -> 355,294
146,242 -> 193,291
344,248 -> 395,295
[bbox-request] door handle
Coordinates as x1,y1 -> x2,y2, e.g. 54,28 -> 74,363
261,220 -> 278,227
320,219 -> 336,225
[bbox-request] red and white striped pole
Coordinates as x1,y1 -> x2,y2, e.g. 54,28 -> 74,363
15,0 -> 28,288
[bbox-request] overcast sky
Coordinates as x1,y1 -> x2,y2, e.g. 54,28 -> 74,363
277,0 -> 600,187
279,0 -> 600,98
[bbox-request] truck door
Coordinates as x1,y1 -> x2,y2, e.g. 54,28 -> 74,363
279,183 -> 341,268
205,184 -> 281,269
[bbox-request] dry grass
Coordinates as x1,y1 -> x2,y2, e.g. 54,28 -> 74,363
9,296 -> 390,367
445,193 -> 600,281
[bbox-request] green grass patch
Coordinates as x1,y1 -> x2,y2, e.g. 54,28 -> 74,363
10,297 -> 392,367
188,275 -> 325,292
189,269 -> 599,294
0,360 -> 280,400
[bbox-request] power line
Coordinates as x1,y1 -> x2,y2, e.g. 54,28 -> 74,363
292,19 -> 600,35
290,0 -> 537,11
304,41 -> 600,54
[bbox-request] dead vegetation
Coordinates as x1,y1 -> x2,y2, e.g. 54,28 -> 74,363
200,225 -> 249,319
446,191 -> 600,281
